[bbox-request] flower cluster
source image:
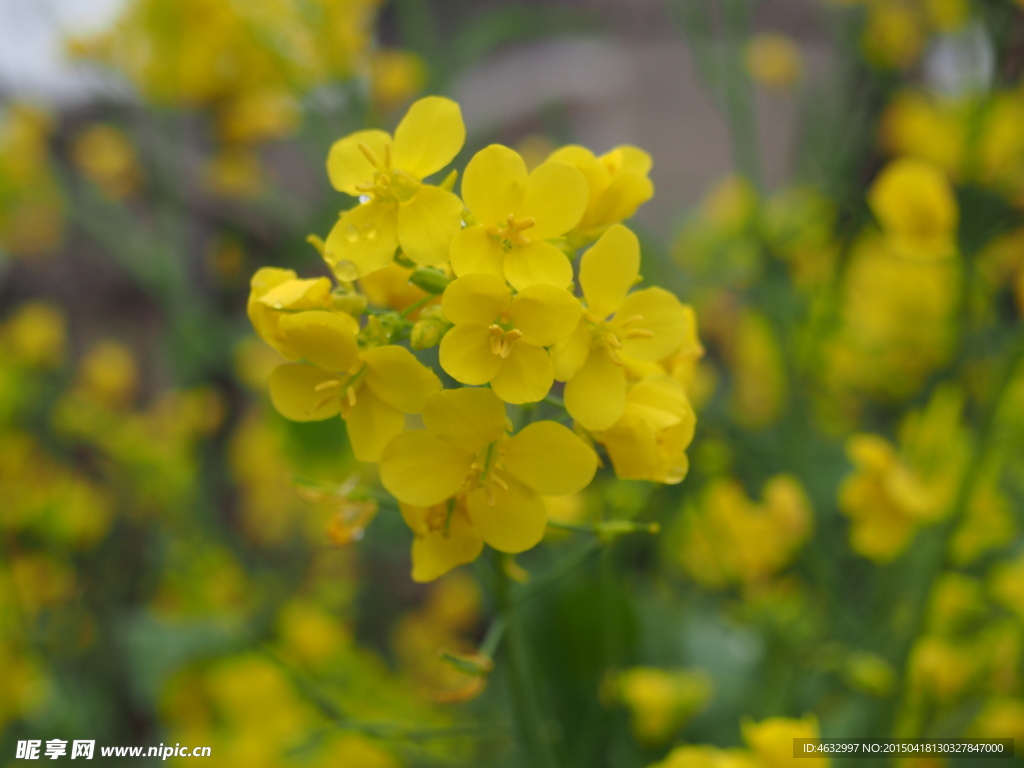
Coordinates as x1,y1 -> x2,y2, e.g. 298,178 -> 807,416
248,96 -> 700,581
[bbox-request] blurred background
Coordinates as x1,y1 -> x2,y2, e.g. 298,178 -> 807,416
3,0 -> 1024,766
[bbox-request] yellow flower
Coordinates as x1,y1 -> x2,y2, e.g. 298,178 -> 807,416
654,746 -> 758,768
742,715 -> 827,768
379,388 -> 597,554
71,124 -> 140,199
614,667 -> 711,746
266,311 -> 440,462
863,2 -> 924,71
591,376 -> 696,484
546,144 -> 654,247
438,273 -> 581,403
881,91 -> 965,179
324,96 -> 465,277
0,301 -> 66,369
370,49 -> 428,111
400,495 -> 483,582
868,158 -> 958,259
838,434 -> 939,562
553,225 -> 694,430
247,267 -> 334,358
745,34 -> 803,89
449,144 -> 588,289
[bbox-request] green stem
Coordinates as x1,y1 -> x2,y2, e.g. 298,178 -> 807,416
494,553 -> 561,768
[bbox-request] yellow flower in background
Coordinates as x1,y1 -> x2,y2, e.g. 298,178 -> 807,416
925,0 -> 970,33
680,476 -> 812,591
868,158 -> 958,259
400,496 -> 483,583
863,2 -> 924,70
324,96 -> 465,277
839,434 -> 940,562
743,715 -> 827,768
76,341 -> 139,409
371,49 -> 428,111
881,91 -> 965,179
450,144 -> 587,289
553,225 -> 694,430
613,667 -> 712,746
0,302 -> 66,369
0,105 -> 63,257
727,308 -> 787,428
205,146 -> 266,198
591,376 -> 696,484
653,746 -> 758,768
266,311 -> 440,462
438,273 -> 581,404
746,34 -> 803,89
71,124 -> 141,199
546,144 -> 654,247
380,388 -> 597,555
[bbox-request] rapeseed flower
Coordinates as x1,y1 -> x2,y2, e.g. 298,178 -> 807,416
379,388 -> 597,555
868,158 -> 958,259
450,144 -> 587,289
265,311 -> 440,462
324,96 -> 465,277
545,144 -> 654,248
438,273 -> 581,403
590,375 -> 696,484
553,224 -> 693,430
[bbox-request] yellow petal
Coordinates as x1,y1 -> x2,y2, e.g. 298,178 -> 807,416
587,173 -> 653,231
516,160 -> 587,239
579,224 -> 640,320
345,388 -> 406,462
327,129 -> 392,195
490,343 -> 553,404
551,320 -> 592,381
324,202 -> 399,278
397,185 -> 464,266
502,421 -> 598,495
604,145 -> 652,175
442,273 -> 511,326
362,344 -> 440,413
548,145 -> 610,199
467,478 -> 547,553
380,430 -> 472,506
439,324 -> 502,385
402,501 -> 483,582
596,413 -> 665,483
564,346 -> 626,430
504,240 -> 573,291
509,284 -> 582,347
277,311 -> 360,371
461,144 -> 528,225
268,363 -> 342,421
617,287 -> 692,361
627,376 -> 694,433
422,388 -> 507,452
391,96 -> 466,180
449,226 -> 505,280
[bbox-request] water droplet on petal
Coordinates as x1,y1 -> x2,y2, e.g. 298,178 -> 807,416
344,225 -> 360,243
358,194 -> 372,204
364,226 -> 377,241
333,260 -> 359,282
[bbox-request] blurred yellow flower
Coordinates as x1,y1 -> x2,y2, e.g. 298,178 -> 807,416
613,667 -> 712,746
71,124 -> 140,199
743,715 -> 827,768
746,34 -> 803,89
868,158 -> 958,260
